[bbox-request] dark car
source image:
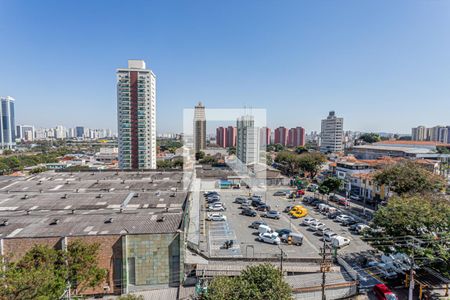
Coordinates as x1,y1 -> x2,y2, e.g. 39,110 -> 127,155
256,204 -> 271,211
250,220 -> 267,229
204,191 -> 219,197
242,208 -> 257,217
276,228 -> 292,236
327,211 -> 341,219
341,217 -> 357,226
251,199 -> 264,207
310,200 -> 321,207
283,205 -> 294,213
207,198 -> 221,204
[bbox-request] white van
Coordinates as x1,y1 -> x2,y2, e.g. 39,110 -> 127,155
258,224 -> 276,235
331,236 -> 351,248
318,204 -> 330,214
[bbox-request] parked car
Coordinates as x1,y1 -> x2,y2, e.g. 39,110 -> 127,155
341,217 -> 357,226
276,228 -> 292,237
302,217 -> 317,226
355,224 -> 370,234
258,224 -> 275,235
309,222 -> 326,231
373,284 -> 398,300
331,236 -> 351,248
338,198 -> 350,206
234,197 -> 247,204
251,199 -> 264,207
204,191 -> 219,197
241,207 -> 257,217
240,201 -> 252,209
250,220 -> 267,229
350,195 -> 361,201
297,189 -> 305,195
324,231 -> 338,242
281,232 -> 303,245
302,196 -> 314,203
264,210 -> 281,219
274,190 -> 288,196
256,204 -> 271,212
207,198 -> 221,204
336,214 -> 352,223
258,232 -> 281,245
208,203 -> 226,211
307,184 -> 318,192
207,213 -> 227,221
283,205 -> 294,213
327,211 -> 341,219
316,226 -> 332,236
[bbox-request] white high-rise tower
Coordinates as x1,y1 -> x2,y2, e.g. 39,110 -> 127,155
320,111 -> 344,153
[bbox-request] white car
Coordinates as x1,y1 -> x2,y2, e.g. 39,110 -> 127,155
309,222 -> 326,231
208,203 -> 226,211
302,217 -> 317,226
331,235 -> 351,248
324,231 -> 338,242
207,213 -> 227,221
336,214 -> 351,223
316,226 -> 331,236
258,232 -> 281,245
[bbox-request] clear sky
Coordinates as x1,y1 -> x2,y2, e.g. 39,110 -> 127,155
0,0 -> 449,134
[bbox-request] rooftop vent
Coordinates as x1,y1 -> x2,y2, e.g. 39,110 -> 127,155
0,219 -> 8,226
94,180 -> 99,185
104,217 -> 114,224
37,180 -> 42,185
61,194 -> 68,199
156,216 -> 165,222
21,194 -> 29,200
65,180 -> 70,185
170,193 -> 176,197
96,194 -> 103,198
133,193 -> 139,198
49,219 -> 60,225
121,180 -> 125,184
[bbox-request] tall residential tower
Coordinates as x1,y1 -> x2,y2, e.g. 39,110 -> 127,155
320,111 -> 344,153
193,102 -> 206,153
117,60 -> 156,169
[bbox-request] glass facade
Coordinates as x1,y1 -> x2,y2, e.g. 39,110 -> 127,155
0,97 -> 16,149
123,233 -> 183,292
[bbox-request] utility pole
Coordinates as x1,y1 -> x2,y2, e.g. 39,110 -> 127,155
408,239 -> 415,300
278,245 -> 285,274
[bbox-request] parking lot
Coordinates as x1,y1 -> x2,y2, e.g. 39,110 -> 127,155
202,186 -> 373,259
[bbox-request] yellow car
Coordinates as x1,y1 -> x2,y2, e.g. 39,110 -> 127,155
289,205 -> 308,218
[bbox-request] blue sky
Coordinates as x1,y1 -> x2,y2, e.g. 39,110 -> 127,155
0,0 -> 449,134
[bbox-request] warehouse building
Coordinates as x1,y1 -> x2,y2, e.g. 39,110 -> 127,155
0,171 -> 189,296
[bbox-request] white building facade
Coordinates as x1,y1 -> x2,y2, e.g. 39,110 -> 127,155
320,111 -> 344,153
236,115 -> 260,165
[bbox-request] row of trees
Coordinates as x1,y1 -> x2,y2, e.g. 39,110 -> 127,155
0,149 -> 69,174
274,151 -> 326,178
156,158 -> 183,169
0,240 -> 107,300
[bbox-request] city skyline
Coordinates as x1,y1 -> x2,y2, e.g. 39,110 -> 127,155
1,1 -> 449,133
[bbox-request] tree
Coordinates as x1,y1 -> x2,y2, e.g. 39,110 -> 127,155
319,176 -> 343,199
358,133 -> 381,144
374,161 -> 445,196
66,239 -> 107,294
0,240 -> 107,299
227,147 -> 236,155
295,146 -> 308,154
195,151 -> 205,161
370,194 -> 450,276
205,264 -> 292,300
274,151 -> 301,176
297,152 -> 326,179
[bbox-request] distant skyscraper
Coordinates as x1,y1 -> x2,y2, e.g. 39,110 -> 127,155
0,96 -> 16,149
226,126 -> 237,147
194,102 -> 206,153
260,127 -> 271,146
117,60 -> 156,169
320,111 -> 344,153
412,126 -> 427,141
75,126 -> 85,138
236,115 -> 260,164
274,127 -> 288,146
216,127 -> 227,147
288,127 -> 305,147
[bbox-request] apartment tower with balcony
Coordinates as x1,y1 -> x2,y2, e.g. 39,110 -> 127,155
117,60 -> 156,169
